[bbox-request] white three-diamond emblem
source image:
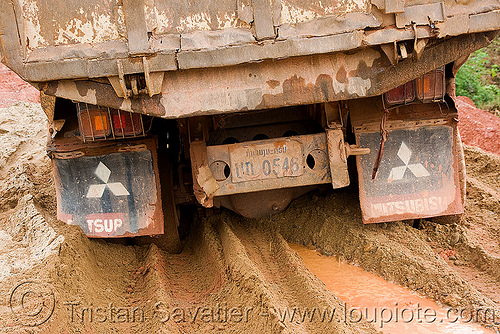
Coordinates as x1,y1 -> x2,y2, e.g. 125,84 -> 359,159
86,162 -> 130,198
388,142 -> 430,181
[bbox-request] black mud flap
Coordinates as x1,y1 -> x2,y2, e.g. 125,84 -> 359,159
355,124 -> 463,224
52,140 -> 164,237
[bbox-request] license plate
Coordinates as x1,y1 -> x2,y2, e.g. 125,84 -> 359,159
229,139 -> 304,182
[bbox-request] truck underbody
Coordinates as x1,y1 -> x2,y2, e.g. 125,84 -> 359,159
46,74 -> 466,252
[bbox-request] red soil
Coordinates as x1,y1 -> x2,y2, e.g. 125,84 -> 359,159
0,63 -> 40,108
457,96 -> 500,156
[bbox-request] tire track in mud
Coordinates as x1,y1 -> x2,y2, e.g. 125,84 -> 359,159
0,102 -> 376,333
423,146 -> 500,306
264,145 -> 500,331
130,217 -> 377,333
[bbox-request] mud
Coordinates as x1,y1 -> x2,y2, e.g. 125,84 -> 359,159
0,96 -> 499,332
291,243 -> 492,333
268,149 -> 500,328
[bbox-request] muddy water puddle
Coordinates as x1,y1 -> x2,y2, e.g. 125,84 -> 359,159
290,243 -> 494,333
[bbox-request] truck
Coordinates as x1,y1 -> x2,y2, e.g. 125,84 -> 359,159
1,0 -> 499,252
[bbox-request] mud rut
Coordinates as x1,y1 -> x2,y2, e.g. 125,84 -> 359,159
0,102 -> 499,333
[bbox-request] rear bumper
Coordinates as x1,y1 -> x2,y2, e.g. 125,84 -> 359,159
190,130 -> 352,206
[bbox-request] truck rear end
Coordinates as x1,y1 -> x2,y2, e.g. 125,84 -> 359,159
1,0 -> 498,251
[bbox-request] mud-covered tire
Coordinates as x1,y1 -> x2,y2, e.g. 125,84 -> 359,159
133,205 -> 182,253
133,152 -> 182,253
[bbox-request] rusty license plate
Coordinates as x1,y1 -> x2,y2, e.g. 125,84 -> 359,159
229,139 -> 304,182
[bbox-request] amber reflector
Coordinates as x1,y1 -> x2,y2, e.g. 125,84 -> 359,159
416,69 -> 445,101
78,108 -> 111,139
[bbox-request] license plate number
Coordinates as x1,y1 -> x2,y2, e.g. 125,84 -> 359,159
229,140 -> 304,182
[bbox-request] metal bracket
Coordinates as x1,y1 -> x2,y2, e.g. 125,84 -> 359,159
116,59 -> 131,98
108,58 -> 164,99
324,102 -> 343,129
380,41 -> 409,65
190,141 -> 219,207
411,22 -> 428,60
326,129 -> 350,189
345,144 -> 370,156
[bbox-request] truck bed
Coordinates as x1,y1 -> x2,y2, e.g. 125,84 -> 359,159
1,0 -> 499,117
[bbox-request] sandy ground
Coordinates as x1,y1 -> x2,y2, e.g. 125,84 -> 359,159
0,65 -> 499,333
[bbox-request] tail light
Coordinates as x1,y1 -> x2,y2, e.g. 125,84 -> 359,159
385,81 -> 415,105
111,110 -> 143,137
384,67 -> 445,106
78,103 -> 145,141
416,68 -> 445,101
78,105 -> 111,139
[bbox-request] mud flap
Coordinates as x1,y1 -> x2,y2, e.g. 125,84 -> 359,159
52,140 -> 164,237
355,124 -> 463,224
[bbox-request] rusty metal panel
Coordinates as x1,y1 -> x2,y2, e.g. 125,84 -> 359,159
177,30 -> 365,69
180,28 -> 255,51
17,0 -> 125,52
122,0 -> 149,54
469,10 -> 500,33
277,13 -> 381,40
52,140 -> 164,237
355,123 -> 463,224
384,0 -> 405,14
39,33 -> 490,118
1,0 -> 500,88
252,0 -> 276,40
436,14 -> 469,38
279,0 -> 371,25
206,133 -> 332,196
395,2 -> 445,28
145,0 -> 244,35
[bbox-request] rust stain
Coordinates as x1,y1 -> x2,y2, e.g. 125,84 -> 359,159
67,80 -> 167,117
131,94 -> 166,117
349,60 -> 371,80
266,79 -> 280,89
75,80 -> 123,107
75,80 -> 90,97
336,66 -> 347,83
258,74 -> 337,109
43,81 -> 59,96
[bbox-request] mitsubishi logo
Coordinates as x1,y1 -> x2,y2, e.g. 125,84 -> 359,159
388,142 -> 430,181
86,162 -> 130,198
